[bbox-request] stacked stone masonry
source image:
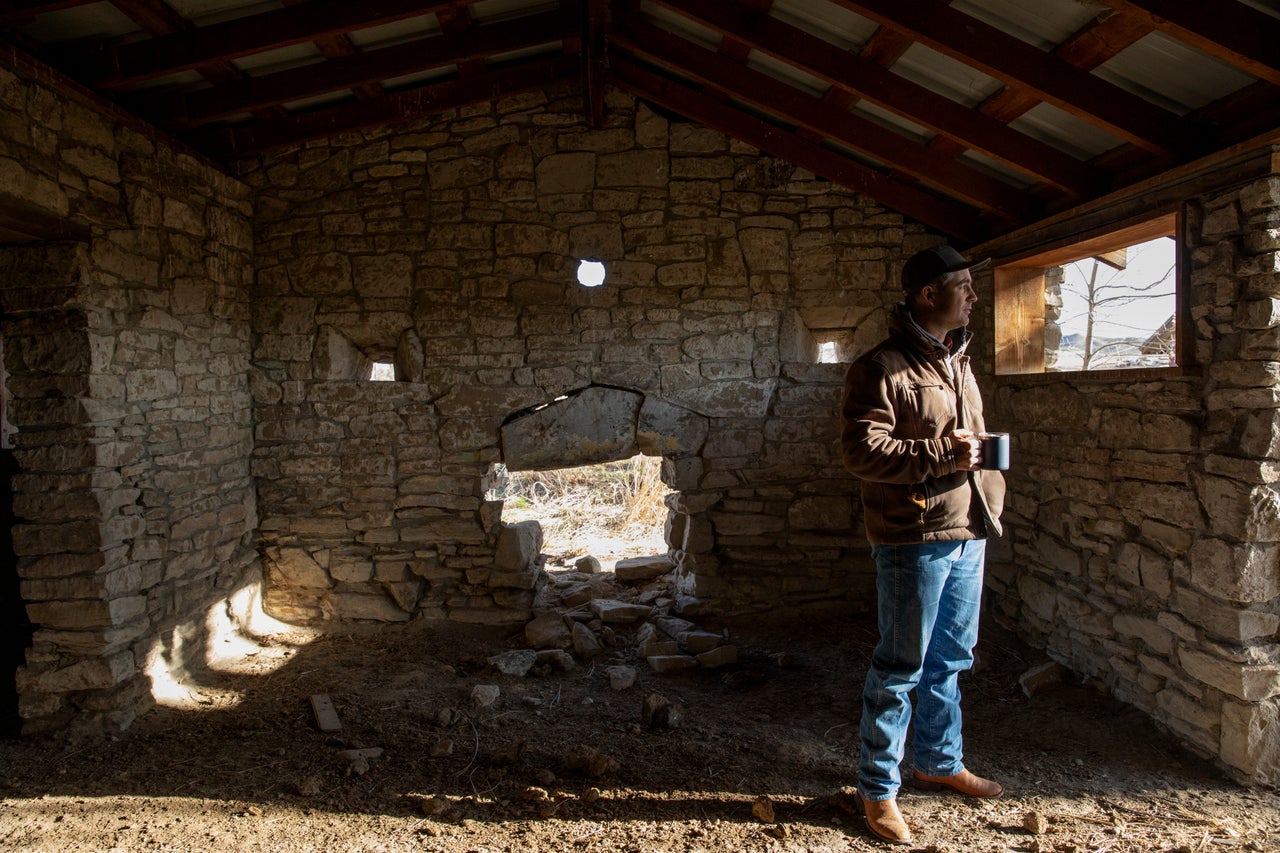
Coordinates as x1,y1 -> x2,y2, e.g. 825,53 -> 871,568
240,85 -> 907,628
1,40 -> 1277,788
984,164 -> 1280,786
0,56 -> 257,733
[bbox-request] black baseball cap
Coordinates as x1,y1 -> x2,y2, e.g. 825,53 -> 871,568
902,245 -> 991,294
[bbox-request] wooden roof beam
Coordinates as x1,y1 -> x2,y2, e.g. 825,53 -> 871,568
609,55 -> 990,244
581,0 -> 608,128
642,0 -> 1098,197
58,0 -> 470,88
1094,0 -> 1280,87
219,53 -> 578,157
126,7 -> 575,129
831,0 -> 1184,154
614,16 -> 1036,224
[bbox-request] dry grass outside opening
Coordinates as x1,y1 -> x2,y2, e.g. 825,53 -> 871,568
494,455 -> 672,569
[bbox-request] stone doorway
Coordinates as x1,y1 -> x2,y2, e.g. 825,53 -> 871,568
495,454 -> 672,572
497,385 -> 710,594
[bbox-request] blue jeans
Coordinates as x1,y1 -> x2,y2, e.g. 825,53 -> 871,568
858,539 -> 985,801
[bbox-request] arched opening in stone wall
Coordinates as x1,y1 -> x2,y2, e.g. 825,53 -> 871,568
497,385 -> 709,597
492,455 -> 672,572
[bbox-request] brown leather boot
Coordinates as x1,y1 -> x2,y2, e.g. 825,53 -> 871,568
857,791 -> 913,845
913,767 -> 1003,798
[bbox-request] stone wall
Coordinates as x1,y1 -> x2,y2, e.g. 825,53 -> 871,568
0,52 -> 257,732
240,84 -> 936,624
984,157 -> 1280,785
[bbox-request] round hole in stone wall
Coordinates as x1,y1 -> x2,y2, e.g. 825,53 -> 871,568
576,259 -> 606,288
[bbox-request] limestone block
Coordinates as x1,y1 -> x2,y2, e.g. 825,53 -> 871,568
354,253 -> 412,298
436,385 -> 544,418
646,654 -> 697,673
664,379 -> 776,418
495,222 -> 568,257
739,228 -> 790,273
641,640 -> 679,657
788,496 -> 852,531
396,330 -> 425,382
1180,647 -> 1280,701
635,102 -> 668,148
313,325 -> 370,381
526,614 -> 572,650
1173,587 -> 1280,643
495,520 -> 543,572
329,554 -> 374,583
569,223 -> 623,260
1017,573 -> 1059,623
1154,687 -> 1220,757
614,555 -> 674,583
679,631 -> 722,654
536,649 -> 576,671
597,150 -> 667,187
400,518 -> 487,544
661,457 -> 703,491
1221,697 -> 1280,786
500,386 -> 641,471
268,547 -> 332,589
287,252 -> 352,294
590,599 -> 653,623
572,622 -> 602,657
331,592 -> 411,622
1113,614 -> 1173,655
1188,539 -> 1280,604
384,580 -> 424,611
489,650 -> 537,676
23,651 -> 134,693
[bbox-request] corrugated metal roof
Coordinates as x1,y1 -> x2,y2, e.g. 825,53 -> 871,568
1,0 -> 1275,243
1096,31 -> 1258,115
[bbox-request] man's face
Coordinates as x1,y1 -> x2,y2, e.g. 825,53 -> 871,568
928,270 -> 978,328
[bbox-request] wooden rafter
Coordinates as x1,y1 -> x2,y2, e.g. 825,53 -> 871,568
831,0 -> 1184,154
107,0 -> 287,127
57,0 -> 470,88
613,15 -> 1034,222
223,53 -> 578,157
1093,0 -> 1280,87
610,54 -> 989,244
581,0 -> 607,128
643,0 -> 1099,198
125,8 -> 575,129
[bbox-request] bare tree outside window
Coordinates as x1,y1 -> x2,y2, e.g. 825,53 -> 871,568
1048,236 -> 1177,372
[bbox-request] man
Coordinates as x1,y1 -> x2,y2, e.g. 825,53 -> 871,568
840,245 -> 1006,845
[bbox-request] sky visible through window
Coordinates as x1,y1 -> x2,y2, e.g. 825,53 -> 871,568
1054,236 -> 1176,370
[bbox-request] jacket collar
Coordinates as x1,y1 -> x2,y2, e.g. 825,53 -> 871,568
889,302 -> 972,359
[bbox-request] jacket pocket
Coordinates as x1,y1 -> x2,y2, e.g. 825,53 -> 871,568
902,382 -> 952,435
922,472 -> 972,532
870,481 -> 928,533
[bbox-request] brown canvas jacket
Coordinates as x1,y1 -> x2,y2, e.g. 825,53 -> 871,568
840,304 -> 1005,545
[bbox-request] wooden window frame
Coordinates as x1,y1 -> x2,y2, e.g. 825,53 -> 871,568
993,210 -> 1190,381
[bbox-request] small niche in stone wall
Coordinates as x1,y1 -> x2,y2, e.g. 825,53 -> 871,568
792,306 -> 864,364
369,361 -> 394,381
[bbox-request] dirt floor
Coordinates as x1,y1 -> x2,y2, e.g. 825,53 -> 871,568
1,568 -> 1278,853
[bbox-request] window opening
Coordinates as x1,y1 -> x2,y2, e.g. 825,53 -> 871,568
576,259 -> 606,288
490,456 -> 671,571
816,340 -> 839,363
369,361 -> 395,381
994,213 -> 1179,375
